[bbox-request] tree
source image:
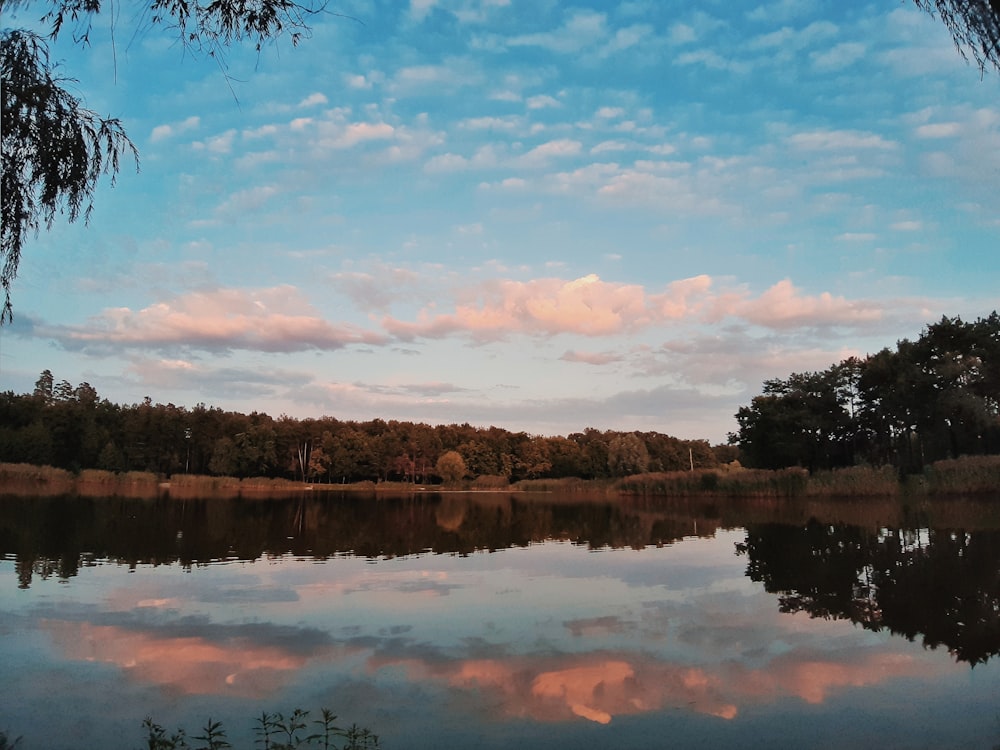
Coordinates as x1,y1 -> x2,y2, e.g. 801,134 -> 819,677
1,0 -> 330,320
32,369 -> 53,403
435,450 -> 467,485
606,433 -> 650,477
914,0 -> 1000,75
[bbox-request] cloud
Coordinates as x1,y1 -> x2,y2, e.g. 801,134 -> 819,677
383,274 -> 655,341
212,185 -> 279,220
124,358 -> 312,396
674,49 -> 750,74
527,95 -> 561,110
298,92 -> 329,108
45,618 -> 333,698
560,350 -> 623,366
47,286 -> 387,354
380,274 -> 898,345
191,128 -> 237,154
507,10 -> 608,53
391,62 -> 484,93
722,279 -> 885,329
747,0 -> 820,23
915,122 -> 962,138
599,24 -> 653,57
787,129 -> 897,151
515,139 -> 583,167
810,41 -> 866,71
150,116 -> 200,143
425,153 -> 470,172
332,266 -> 425,313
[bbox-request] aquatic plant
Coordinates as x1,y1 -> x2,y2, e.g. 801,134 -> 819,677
138,709 -> 379,750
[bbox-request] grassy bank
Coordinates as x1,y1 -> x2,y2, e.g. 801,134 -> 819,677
1,455 -> 997,500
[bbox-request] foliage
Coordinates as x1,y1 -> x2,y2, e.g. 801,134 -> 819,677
0,377 -> 728,483
732,313 -> 1000,475
739,519 -> 1000,665
914,0 -> 1000,75
0,28 -> 137,322
434,450 -> 467,484
0,0 -> 330,319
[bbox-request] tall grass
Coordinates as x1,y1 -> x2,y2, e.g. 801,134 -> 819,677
805,465 -> 900,497
514,477 -> 617,494
919,455 -> 1000,495
139,708 -> 380,750
617,467 -> 810,498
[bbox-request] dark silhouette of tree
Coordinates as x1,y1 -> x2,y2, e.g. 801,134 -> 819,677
914,0 -> 1000,75
740,521 -> 1000,665
0,0 -> 331,320
733,313 -> 1000,474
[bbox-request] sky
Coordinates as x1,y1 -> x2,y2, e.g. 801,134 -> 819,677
2,0 -> 999,443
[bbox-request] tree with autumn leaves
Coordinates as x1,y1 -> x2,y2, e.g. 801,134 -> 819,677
0,377 -> 725,482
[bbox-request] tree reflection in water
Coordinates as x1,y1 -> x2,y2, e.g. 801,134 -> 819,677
738,520 -> 1000,665
3,491 -> 1000,666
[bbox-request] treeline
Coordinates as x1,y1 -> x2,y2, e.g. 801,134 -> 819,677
733,313 -> 1000,474
0,371 -> 733,483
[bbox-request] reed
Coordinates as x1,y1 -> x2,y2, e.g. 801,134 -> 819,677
617,467 -> 810,498
138,708 -> 380,750
919,455 -> 1000,495
513,477 -> 617,495
470,474 -> 511,490
240,476 -> 304,492
805,465 -> 900,497
0,462 -> 73,484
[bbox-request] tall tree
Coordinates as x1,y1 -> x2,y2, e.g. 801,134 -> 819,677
0,0 -> 328,320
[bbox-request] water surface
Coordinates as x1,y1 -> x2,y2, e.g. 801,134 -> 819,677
1,492 -> 998,749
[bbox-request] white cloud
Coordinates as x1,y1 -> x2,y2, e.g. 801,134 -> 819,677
915,122 -> 961,138
298,92 -> 329,108
150,116 -> 200,143
596,107 -> 625,119
515,139 -> 583,167
507,10 -> 607,54
788,129 -> 897,151
527,95 -> 561,110
811,42 -> 866,71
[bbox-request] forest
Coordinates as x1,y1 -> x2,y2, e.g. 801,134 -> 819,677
0,372 -> 732,484
4,312 -> 997,485
732,313 -> 1000,474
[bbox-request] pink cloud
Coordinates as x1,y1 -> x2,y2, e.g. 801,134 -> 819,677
53,286 -> 387,353
380,274 -> 891,342
383,274 -> 656,340
560,349 -> 623,365
728,279 -> 885,329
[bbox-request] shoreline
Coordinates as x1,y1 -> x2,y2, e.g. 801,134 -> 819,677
2,458 -> 999,501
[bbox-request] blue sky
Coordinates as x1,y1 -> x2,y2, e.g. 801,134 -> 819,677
2,0 -> 998,442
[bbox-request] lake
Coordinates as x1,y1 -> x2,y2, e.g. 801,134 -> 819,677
2,491 -> 999,749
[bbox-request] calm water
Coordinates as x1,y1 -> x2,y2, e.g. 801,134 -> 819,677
1,492 -> 999,749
